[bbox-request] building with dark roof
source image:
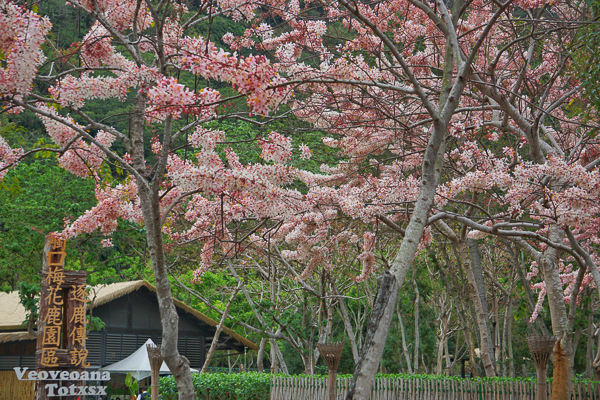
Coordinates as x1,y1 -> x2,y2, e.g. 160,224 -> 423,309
0,280 -> 256,371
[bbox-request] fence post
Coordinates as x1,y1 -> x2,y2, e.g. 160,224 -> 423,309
317,342 -> 344,400
527,336 -> 555,400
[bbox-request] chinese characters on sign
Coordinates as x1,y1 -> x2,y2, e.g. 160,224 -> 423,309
40,237 -> 67,368
37,236 -> 90,372
68,284 -> 89,367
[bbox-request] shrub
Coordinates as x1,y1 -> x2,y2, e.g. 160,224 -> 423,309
160,372 -> 600,400
159,372 -> 272,400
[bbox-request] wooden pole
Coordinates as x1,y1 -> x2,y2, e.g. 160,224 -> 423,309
328,369 -> 337,400
527,336 -> 555,400
317,342 -> 344,400
34,237 -> 52,400
535,359 -> 549,400
147,344 -> 163,400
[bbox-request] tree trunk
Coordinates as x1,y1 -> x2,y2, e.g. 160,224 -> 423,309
201,286 -> 239,373
515,226 -> 577,398
437,229 -> 496,377
138,191 -> 195,399
302,349 -> 313,375
344,9 -> 466,389
267,260 -> 288,375
270,341 -> 279,374
397,304 -> 413,374
507,301 -> 515,377
444,335 -> 452,376
434,293 -> 451,376
333,280 -> 360,364
587,311 -> 594,379
435,335 -> 444,375
132,96 -> 195,399
257,338 -> 267,373
412,265 -> 420,374
501,300 -> 510,377
466,239 -> 497,377
271,335 -> 289,374
542,228 -> 572,400
552,339 -> 571,400
346,272 -> 398,400
346,122 -> 448,397
493,291 -> 500,372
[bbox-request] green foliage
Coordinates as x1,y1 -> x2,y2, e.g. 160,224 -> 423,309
87,315 -> 106,332
0,120 -> 28,151
572,2 -> 600,120
0,158 -> 151,299
159,373 -> 272,400
0,160 -> 95,289
125,373 -> 139,397
190,15 -> 247,52
17,281 -> 40,324
159,372 -> 599,400
201,118 -> 337,177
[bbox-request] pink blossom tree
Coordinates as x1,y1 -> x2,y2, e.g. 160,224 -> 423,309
225,0 -> 600,396
0,0 -> 303,397
2,0 -> 600,397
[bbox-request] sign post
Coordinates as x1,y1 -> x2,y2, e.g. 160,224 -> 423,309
33,235 -> 99,399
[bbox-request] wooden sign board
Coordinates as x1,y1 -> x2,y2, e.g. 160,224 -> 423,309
32,236 -> 100,399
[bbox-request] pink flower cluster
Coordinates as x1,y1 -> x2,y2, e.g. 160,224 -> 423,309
50,22 -> 159,110
299,143 -> 312,160
216,0 -> 258,21
505,156 -> 600,231
0,0 -> 591,296
63,179 -> 143,239
146,77 -> 220,121
37,105 -> 115,177
188,127 -> 225,150
178,38 -> 290,116
0,0 -> 51,109
258,132 -> 293,163
69,0 -> 151,32
0,135 -> 24,180
50,74 -> 131,109
58,130 -> 115,177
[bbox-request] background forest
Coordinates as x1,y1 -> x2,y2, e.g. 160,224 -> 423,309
1,0 -> 600,391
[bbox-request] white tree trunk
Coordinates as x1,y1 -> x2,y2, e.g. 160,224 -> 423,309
132,96 -> 195,400
397,306 -> 413,374
345,272 -> 398,400
257,338 -> 267,373
412,266 -> 420,374
201,286 -> 240,373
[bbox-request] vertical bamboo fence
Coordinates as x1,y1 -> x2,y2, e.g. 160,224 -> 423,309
0,370 -> 35,400
270,376 -> 600,400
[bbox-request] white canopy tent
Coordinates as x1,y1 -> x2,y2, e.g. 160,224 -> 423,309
100,338 -> 197,380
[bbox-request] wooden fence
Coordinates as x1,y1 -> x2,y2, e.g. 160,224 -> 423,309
270,376 -> 600,400
0,370 -> 35,400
